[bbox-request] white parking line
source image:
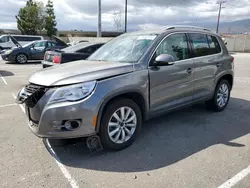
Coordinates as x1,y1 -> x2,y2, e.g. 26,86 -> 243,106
11,93 -> 25,113
44,139 -> 79,188
218,165 -> 250,188
11,92 -> 79,188
0,74 -> 8,85
0,103 -> 17,108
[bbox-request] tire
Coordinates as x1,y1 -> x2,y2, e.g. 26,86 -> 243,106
206,79 -> 231,112
99,98 -> 142,150
16,53 -> 28,64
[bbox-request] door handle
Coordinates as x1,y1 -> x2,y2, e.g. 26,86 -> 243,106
186,68 -> 193,74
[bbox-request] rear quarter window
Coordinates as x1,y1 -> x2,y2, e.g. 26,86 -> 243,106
207,35 -> 221,54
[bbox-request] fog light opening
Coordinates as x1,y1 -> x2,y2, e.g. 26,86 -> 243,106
64,120 -> 81,131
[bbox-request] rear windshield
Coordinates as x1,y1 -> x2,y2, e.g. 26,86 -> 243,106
61,42 -> 95,53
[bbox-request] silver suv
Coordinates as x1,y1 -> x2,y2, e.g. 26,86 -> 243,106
16,26 -> 234,150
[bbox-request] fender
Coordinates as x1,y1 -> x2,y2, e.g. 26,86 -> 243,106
95,89 -> 149,132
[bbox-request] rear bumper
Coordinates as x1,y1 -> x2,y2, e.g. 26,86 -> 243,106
41,60 -> 54,68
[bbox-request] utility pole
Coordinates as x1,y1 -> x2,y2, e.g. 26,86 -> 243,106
216,0 -> 226,34
125,0 -> 127,32
97,0 -> 102,37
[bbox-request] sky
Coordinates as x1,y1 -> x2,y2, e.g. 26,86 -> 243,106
0,0 -> 249,31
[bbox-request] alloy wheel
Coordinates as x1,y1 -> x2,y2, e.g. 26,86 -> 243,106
217,83 -> 229,108
108,107 -> 137,144
17,54 -> 27,64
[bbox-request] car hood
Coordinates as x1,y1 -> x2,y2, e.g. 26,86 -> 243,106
29,60 -> 134,86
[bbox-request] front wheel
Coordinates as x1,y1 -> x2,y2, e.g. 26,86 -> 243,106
99,98 -> 142,150
16,54 -> 28,64
206,79 -> 231,112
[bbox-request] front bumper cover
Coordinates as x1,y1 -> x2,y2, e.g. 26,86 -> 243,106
17,84 -> 100,139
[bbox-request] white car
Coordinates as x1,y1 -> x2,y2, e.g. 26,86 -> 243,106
0,35 -> 44,50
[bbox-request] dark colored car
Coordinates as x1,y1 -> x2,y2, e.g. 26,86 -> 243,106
1,36 -> 68,64
42,42 -> 104,68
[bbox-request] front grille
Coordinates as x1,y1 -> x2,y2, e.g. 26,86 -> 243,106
25,84 -> 43,93
25,84 -> 48,108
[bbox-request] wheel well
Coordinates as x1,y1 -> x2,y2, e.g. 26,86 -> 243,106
97,92 -> 146,131
218,74 -> 233,89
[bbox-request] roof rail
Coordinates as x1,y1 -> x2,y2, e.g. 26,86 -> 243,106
163,25 -> 211,32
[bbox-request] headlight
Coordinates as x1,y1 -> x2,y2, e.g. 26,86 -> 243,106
5,50 -> 12,54
49,81 -> 96,103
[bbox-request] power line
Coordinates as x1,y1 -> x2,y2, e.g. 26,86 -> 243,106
216,0 -> 226,34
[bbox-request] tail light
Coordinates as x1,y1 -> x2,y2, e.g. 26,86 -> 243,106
232,56 -> 234,62
44,52 -> 48,60
52,55 -> 61,64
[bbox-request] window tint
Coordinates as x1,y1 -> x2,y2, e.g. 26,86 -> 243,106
189,33 -> 210,57
155,33 -> 190,61
13,36 -> 42,42
0,36 -> 9,43
33,41 -> 47,48
207,35 -> 221,54
79,46 -> 96,53
48,42 -> 57,47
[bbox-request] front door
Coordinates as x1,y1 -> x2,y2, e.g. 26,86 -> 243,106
30,41 -> 47,60
149,33 -> 195,114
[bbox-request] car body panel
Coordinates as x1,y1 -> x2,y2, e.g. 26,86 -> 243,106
149,58 -> 195,114
16,26 -> 234,139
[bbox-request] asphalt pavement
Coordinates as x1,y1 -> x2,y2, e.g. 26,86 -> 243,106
1,54 -> 250,188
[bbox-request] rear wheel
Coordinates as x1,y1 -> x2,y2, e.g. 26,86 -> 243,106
99,98 -> 142,150
206,79 -> 231,111
16,53 -> 28,64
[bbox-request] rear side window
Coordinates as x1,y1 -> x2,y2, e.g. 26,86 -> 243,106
207,35 -> 221,54
189,33 -> 210,57
48,42 -> 57,47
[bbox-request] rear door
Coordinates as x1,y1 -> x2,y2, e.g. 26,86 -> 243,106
188,33 -> 222,101
149,33 -> 195,113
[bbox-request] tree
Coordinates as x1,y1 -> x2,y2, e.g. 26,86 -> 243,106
16,0 -> 44,35
113,10 -> 124,32
45,0 -> 57,38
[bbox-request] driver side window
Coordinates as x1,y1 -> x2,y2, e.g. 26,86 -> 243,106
155,33 -> 190,61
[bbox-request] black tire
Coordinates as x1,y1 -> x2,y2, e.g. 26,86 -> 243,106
16,53 -> 28,64
206,79 -> 231,112
99,98 -> 142,150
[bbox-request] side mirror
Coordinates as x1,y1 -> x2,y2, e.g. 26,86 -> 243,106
154,54 -> 175,66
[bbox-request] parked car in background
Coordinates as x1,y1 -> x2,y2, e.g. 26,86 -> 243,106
1,36 -> 68,64
0,35 -> 44,50
42,42 -> 104,68
67,40 -> 89,46
16,26 -> 234,150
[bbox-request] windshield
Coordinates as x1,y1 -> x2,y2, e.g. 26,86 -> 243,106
88,34 -> 157,62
